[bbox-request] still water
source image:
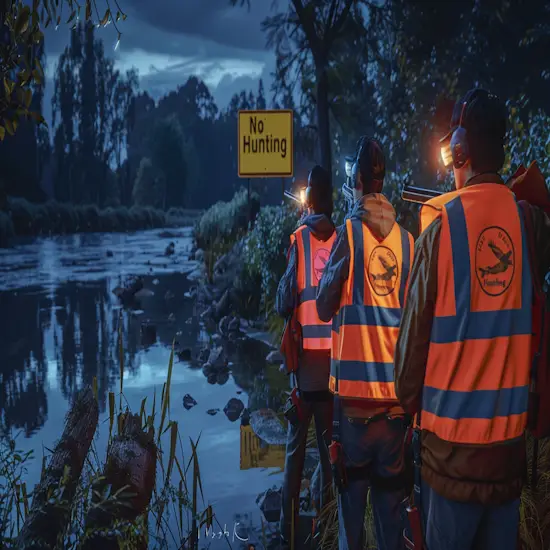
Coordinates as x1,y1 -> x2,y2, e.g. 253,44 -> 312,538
0,229 -> 287,549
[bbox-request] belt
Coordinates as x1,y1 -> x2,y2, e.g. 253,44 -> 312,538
346,406 -> 405,423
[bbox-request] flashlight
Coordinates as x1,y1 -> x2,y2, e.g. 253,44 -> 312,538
300,188 -> 306,204
440,142 -> 453,168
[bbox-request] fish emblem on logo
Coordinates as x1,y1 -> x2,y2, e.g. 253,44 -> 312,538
475,226 -> 515,296
368,246 -> 398,296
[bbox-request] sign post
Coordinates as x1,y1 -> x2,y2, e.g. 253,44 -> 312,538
238,110 -> 294,216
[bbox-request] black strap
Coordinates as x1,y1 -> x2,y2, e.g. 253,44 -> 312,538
332,395 -> 341,442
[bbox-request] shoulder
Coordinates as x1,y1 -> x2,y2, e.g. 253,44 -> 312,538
415,216 -> 442,256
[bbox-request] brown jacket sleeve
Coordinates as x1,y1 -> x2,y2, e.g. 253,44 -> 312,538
531,206 -> 550,283
394,217 -> 441,416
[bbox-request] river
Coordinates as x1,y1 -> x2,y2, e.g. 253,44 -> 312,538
0,228 -> 289,549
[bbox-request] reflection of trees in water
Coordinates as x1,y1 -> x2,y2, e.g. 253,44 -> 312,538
52,281 -> 140,412
0,290 -> 49,436
1,273 -> 199,438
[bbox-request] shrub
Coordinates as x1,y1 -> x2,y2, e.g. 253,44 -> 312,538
194,187 -> 260,251
243,203 -> 300,305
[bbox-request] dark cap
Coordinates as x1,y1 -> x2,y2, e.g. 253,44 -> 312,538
356,136 -> 385,184
440,88 -> 507,145
307,165 -> 332,191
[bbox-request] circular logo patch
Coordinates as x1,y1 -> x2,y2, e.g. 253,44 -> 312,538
368,246 -> 399,296
475,226 -> 515,296
313,248 -> 330,282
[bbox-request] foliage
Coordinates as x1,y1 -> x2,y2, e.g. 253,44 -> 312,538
243,203 -> 300,304
133,157 -> 163,209
0,196 -> 198,246
0,0 -> 127,139
194,188 -> 260,251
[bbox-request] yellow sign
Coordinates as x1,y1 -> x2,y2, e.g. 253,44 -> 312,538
238,110 -> 293,178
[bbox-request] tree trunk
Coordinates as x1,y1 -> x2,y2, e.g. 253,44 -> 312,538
16,387 -> 99,550
315,60 -> 332,175
80,413 -> 157,550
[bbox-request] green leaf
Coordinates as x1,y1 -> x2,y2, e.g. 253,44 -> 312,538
4,119 -> 14,136
100,8 -> 111,27
3,78 -> 12,98
32,69 -> 42,84
34,57 -> 44,79
15,6 -> 31,35
0,127 -> 6,141
67,10 -> 76,24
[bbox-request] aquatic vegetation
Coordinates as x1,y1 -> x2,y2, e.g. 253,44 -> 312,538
0,317 -> 211,549
0,197 -> 199,246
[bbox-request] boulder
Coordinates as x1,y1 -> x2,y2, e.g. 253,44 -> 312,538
216,370 -> 230,385
224,398 -> 245,422
256,487 -> 283,524
206,409 -> 220,416
266,350 -> 284,364
183,394 -> 197,410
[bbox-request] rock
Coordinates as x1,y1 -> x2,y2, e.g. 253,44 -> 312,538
183,394 -> 197,410
216,370 -> 230,385
223,398 -> 245,422
140,323 -> 157,347
177,348 -> 191,362
207,346 -> 226,368
134,288 -> 154,299
195,249 -> 205,262
106,250 -> 114,257
198,347 -> 210,362
202,363 -> 213,377
249,409 -> 287,446
266,350 -> 284,364
152,278 -> 160,285
207,373 -> 217,384
213,289 -> 231,321
256,487 -> 283,524
206,408 -> 220,416
165,242 -> 175,256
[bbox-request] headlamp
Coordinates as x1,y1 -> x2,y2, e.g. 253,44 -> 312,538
299,188 -> 306,204
440,140 -> 453,168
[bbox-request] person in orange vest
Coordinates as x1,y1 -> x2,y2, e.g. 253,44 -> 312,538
316,137 -> 414,550
394,88 -> 550,549
276,165 -> 337,549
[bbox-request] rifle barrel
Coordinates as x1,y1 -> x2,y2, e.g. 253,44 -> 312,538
401,185 -> 444,204
284,190 -> 301,203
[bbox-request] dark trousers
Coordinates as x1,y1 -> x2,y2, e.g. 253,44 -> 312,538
338,415 -> 408,550
279,393 -> 334,544
421,478 -> 520,550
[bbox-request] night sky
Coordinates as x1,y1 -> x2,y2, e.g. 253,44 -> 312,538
42,0 -> 278,127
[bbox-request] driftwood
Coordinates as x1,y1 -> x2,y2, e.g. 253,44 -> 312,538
80,413 -> 157,550
16,387 -> 99,549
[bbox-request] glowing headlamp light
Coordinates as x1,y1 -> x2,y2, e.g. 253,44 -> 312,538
300,189 -> 306,204
440,141 -> 453,168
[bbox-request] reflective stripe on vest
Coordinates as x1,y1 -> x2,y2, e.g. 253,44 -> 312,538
419,190 -> 461,234
330,217 -> 414,401
421,184 -> 532,445
294,225 -> 336,350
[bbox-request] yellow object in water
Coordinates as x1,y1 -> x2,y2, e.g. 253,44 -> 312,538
240,425 -> 286,470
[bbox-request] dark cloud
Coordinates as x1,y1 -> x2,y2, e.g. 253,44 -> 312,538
41,0 -> 283,121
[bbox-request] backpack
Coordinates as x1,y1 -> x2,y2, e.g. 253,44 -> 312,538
518,200 -> 550,485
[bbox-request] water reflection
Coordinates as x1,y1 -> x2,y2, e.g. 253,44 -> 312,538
0,230 -> 293,548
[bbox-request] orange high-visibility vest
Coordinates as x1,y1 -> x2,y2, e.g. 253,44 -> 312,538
421,184 -> 533,445
329,218 -> 414,401
292,225 -> 336,350
419,190 -> 461,234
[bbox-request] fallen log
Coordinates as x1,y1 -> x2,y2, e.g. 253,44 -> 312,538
16,387 -> 99,549
80,413 -> 157,550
